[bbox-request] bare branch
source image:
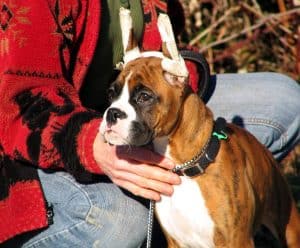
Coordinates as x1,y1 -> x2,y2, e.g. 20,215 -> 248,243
197,8 -> 300,52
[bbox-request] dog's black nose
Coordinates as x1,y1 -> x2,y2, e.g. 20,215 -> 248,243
106,107 -> 127,125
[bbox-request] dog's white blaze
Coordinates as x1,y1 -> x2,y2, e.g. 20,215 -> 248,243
100,73 -> 137,144
153,138 -> 215,248
110,74 -> 136,119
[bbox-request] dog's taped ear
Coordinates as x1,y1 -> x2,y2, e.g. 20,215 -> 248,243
119,7 -> 141,65
157,14 -> 180,61
163,71 -> 187,87
157,13 -> 189,81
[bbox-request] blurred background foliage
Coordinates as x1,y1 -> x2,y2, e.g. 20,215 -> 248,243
178,0 -> 300,82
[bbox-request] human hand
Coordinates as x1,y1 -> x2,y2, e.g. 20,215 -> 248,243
93,132 -> 181,201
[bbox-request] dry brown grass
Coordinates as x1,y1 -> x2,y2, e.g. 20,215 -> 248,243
179,0 -> 300,81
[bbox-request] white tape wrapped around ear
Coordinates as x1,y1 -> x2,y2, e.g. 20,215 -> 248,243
161,57 -> 188,78
119,7 -> 141,65
157,13 -> 188,78
119,8 -> 188,79
157,13 -> 179,61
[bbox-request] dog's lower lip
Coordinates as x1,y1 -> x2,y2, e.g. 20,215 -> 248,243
104,129 -> 115,136
104,129 -> 122,142
105,126 -> 112,132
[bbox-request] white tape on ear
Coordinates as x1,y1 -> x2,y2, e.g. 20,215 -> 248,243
163,71 -> 187,87
157,13 -> 179,61
158,13 -> 188,78
119,7 -> 141,65
119,8 -> 132,53
162,57 -> 189,78
124,47 -> 141,64
118,8 -> 188,79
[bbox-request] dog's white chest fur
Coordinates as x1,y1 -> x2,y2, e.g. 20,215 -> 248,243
156,177 -> 215,248
153,138 -> 215,248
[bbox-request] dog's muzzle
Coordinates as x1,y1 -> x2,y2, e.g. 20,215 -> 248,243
106,107 -> 127,126
101,107 -> 153,146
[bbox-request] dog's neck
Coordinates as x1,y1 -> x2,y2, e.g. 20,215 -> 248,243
153,92 -> 214,164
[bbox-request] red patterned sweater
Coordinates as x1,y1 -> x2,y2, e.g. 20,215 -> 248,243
0,0 -> 194,243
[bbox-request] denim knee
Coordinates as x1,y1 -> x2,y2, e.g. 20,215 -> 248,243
241,116 -> 300,161
22,171 -> 148,248
243,73 -> 300,160
86,183 -> 148,248
208,72 -> 300,160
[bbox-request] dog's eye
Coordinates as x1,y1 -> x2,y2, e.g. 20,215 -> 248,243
107,88 -> 115,102
136,92 -> 152,104
107,85 -> 120,102
107,81 -> 122,102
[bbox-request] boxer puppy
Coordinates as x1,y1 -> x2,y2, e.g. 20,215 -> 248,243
99,9 -> 300,248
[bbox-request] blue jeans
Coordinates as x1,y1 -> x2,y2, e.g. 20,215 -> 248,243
207,72 -> 300,161
14,72 -> 300,247
21,170 -> 148,248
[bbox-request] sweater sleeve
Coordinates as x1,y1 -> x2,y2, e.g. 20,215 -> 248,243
0,0 -> 103,179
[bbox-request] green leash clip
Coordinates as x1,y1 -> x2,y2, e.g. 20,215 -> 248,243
213,131 -> 228,140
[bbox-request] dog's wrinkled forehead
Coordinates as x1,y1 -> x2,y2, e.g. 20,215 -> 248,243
107,57 -> 172,117
108,58 -> 158,101
121,57 -> 163,85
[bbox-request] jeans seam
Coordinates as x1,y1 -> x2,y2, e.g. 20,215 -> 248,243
56,174 -> 105,227
55,173 -> 94,208
25,173 -> 106,247
24,220 -> 86,248
235,117 -> 287,149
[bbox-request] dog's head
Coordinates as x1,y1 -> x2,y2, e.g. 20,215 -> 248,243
99,8 -> 190,146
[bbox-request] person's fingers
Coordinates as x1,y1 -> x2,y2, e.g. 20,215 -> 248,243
112,178 -> 161,201
124,161 -> 181,185
111,169 -> 175,196
108,155 -> 181,186
93,136 -> 181,200
116,145 -> 175,170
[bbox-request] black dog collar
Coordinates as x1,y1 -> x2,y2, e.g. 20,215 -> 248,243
173,117 -> 228,177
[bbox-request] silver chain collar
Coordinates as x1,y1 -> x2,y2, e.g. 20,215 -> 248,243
172,135 -> 212,174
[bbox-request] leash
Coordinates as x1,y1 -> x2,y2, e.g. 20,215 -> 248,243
146,199 -> 155,248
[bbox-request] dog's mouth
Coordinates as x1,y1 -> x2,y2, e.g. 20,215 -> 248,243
101,121 -> 153,147
103,129 -> 128,146
129,121 -> 154,146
